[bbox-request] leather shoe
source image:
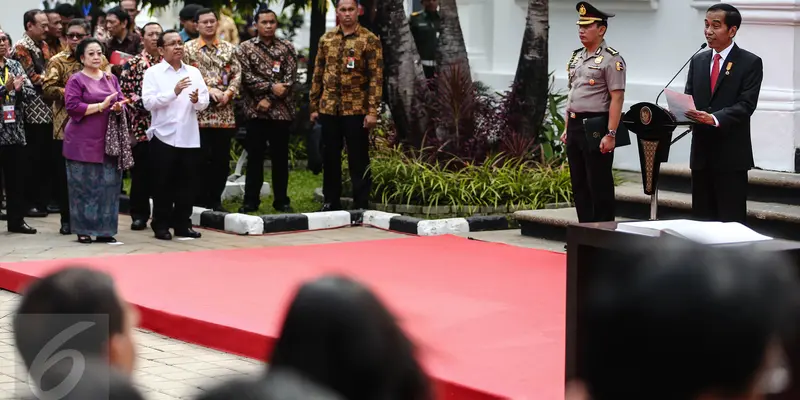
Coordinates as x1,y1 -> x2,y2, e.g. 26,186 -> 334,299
27,208 -> 47,218
154,230 -> 172,240
8,222 -> 37,234
174,227 -> 201,239
131,219 -> 147,231
238,204 -> 259,214
59,222 -> 71,235
320,203 -> 342,212
46,204 -> 60,213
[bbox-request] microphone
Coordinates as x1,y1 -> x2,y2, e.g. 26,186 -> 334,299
655,43 -> 707,106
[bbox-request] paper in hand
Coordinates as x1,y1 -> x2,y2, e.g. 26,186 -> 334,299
664,89 -> 696,122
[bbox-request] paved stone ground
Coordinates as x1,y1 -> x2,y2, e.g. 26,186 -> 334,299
0,214 -> 563,399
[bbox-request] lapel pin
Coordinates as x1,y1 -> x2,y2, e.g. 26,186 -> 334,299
725,61 -> 733,75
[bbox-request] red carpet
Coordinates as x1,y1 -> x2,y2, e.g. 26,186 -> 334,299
0,235 -> 566,400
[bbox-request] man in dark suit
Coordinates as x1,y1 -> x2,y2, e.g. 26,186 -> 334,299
684,3 -> 763,224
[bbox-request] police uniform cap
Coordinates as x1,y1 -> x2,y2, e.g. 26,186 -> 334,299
576,2 -> 615,25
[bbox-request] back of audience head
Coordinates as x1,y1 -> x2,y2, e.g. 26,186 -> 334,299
13,267 -> 139,377
196,368 -> 344,400
571,243 -> 800,400
25,356 -> 144,400
269,275 -> 432,400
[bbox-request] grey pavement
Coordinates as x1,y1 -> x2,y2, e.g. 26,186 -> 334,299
0,214 -> 562,399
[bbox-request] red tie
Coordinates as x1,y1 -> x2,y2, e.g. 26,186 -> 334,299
711,53 -> 722,92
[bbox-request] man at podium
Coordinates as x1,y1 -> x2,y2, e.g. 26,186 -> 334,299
560,2 -> 626,223
684,3 -> 763,224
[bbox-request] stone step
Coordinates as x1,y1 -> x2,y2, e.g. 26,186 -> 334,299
620,163 -> 800,206
514,208 -> 630,242
515,182 -> 800,242
615,182 -> 800,241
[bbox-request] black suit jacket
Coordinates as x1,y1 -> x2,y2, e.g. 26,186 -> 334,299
684,44 -> 763,171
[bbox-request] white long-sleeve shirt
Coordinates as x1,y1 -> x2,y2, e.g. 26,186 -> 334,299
142,60 -> 209,148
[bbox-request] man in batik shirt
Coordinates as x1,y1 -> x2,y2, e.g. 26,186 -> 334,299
43,19 -> 109,234
183,8 -> 241,211
13,9 -> 51,218
310,0 -> 383,211
236,8 -> 297,213
120,22 -> 162,231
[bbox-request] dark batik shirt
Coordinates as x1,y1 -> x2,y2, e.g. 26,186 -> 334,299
235,36 -> 297,121
309,25 -> 384,117
11,33 -> 52,124
0,58 -> 36,146
120,51 -> 161,142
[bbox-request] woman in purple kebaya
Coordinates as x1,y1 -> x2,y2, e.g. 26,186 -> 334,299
64,38 -> 127,244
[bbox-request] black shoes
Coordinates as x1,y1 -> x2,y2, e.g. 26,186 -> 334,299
238,204 -> 259,214
320,203 -> 342,212
60,222 -> 71,235
131,219 -> 147,231
174,227 -> 201,239
27,208 -> 47,218
154,230 -> 172,240
8,222 -> 36,234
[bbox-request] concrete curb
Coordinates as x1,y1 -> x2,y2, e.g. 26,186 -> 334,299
120,197 -> 508,236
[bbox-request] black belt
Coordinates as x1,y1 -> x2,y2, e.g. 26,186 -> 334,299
568,111 -> 608,120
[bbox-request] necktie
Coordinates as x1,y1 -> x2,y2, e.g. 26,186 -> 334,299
711,53 -> 722,92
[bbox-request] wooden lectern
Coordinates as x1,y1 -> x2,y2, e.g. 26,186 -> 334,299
565,222 -> 800,400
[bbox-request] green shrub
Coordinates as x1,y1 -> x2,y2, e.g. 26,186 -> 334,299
343,146 -> 572,210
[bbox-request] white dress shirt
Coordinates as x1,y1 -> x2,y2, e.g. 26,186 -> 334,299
708,42 -> 734,127
142,60 -> 210,148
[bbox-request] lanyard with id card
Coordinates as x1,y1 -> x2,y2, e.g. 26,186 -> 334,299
0,67 -> 15,124
346,48 -> 355,70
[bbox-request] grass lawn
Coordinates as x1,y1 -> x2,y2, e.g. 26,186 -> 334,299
122,169 -> 323,215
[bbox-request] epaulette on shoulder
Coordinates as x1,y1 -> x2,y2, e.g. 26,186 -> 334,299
606,47 -> 619,56
573,47 -> 583,54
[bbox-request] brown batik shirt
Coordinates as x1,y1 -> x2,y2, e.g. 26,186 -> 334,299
183,37 -> 241,129
235,36 -> 297,121
120,50 -> 161,142
310,25 -> 384,117
43,50 -> 110,140
12,33 -> 52,124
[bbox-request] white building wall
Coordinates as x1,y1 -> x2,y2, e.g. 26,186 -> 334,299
465,0 -> 800,173
0,0 -> 44,43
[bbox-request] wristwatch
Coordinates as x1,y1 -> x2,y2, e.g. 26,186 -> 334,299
606,129 -> 616,138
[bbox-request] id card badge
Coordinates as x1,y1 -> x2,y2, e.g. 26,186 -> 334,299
346,57 -> 355,69
272,61 -> 281,73
3,105 -> 15,124
222,71 -> 229,86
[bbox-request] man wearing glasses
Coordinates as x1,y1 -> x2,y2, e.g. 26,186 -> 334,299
43,19 -> 109,235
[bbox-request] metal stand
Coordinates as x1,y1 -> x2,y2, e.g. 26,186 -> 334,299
650,183 -> 659,220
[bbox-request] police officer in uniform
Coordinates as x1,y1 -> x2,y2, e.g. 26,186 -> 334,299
560,2 -> 626,223
410,0 -> 441,79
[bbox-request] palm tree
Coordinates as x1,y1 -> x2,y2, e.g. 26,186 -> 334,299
509,0 -> 549,138
375,0 -> 429,147
435,0 -> 470,76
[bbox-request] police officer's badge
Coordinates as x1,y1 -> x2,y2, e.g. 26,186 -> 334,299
616,61 -> 624,71
594,56 -> 603,64
579,4 -> 587,15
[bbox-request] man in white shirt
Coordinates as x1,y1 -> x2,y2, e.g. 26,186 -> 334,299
143,29 -> 210,241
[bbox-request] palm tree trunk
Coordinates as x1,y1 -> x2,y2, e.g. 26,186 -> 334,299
375,0 -> 429,147
436,0 -> 471,76
509,0 -> 549,138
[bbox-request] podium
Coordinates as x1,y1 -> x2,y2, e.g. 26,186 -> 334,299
565,222 -> 800,400
622,102 -> 692,220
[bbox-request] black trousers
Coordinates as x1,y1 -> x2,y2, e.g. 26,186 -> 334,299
244,119 -> 291,209
0,145 -> 27,226
566,112 -> 615,223
25,123 -> 53,210
197,128 -> 233,209
320,114 -> 371,209
129,140 -> 152,221
51,140 -> 69,223
149,137 -> 200,232
691,169 -> 748,224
